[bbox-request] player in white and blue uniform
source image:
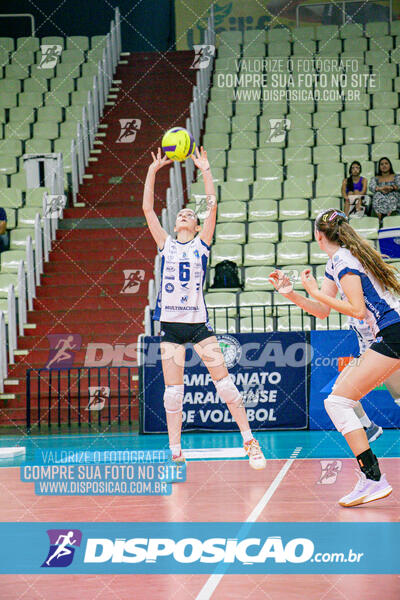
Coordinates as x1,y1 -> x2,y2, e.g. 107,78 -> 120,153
269,208 -> 400,507
348,316 -> 400,441
143,147 -> 266,474
153,234 -> 210,328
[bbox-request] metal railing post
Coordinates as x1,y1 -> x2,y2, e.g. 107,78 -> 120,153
0,312 -> 6,394
34,213 -> 43,282
26,235 -> 35,309
17,259 -> 27,336
7,284 -> 16,363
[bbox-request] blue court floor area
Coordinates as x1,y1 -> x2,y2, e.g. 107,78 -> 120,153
0,429 -> 399,466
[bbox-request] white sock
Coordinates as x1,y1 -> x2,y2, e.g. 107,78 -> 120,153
241,429 -> 253,444
170,444 -> 181,457
359,414 -> 372,428
353,402 -> 372,428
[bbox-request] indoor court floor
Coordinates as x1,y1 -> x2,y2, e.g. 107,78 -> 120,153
0,429 -> 398,599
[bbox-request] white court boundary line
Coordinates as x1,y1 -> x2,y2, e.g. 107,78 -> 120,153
195,446 -> 302,600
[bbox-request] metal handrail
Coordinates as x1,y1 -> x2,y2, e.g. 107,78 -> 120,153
0,13 -> 35,35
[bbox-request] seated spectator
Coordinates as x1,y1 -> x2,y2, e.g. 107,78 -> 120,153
0,207 -> 8,252
341,161 -> 367,217
369,157 -> 400,221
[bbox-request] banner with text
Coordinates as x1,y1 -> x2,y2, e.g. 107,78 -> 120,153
0,522 -> 398,574
140,332 -> 308,433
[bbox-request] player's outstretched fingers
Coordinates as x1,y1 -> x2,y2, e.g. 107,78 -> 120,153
301,269 -> 311,284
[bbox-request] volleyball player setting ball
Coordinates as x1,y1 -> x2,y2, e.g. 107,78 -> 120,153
269,208 -> 400,507
142,146 -> 266,475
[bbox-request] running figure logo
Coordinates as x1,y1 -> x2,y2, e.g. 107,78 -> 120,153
116,119 -> 141,143
190,44 -> 215,69
45,195 -> 67,219
317,460 -> 342,485
121,269 -> 145,294
38,45 -> 62,69
41,529 -> 82,567
45,334 -> 82,369
267,118 -> 291,143
87,386 -> 110,411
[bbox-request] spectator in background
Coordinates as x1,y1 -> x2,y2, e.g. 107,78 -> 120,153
0,208 -> 8,252
369,157 -> 400,221
341,161 -> 367,217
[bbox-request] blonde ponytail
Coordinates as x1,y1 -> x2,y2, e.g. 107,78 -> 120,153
315,208 -> 400,296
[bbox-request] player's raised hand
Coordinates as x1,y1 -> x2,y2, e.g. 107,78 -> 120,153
191,146 -> 210,172
268,269 -> 293,295
149,147 -> 172,172
301,269 -> 319,296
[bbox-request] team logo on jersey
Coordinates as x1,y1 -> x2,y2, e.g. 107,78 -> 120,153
181,296 -> 188,303
217,334 -> 242,368
193,249 -> 200,258
165,283 -> 174,293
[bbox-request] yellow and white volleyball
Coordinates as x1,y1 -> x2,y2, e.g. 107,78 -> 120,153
161,127 -> 196,162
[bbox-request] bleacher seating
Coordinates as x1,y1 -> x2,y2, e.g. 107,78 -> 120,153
199,21 -> 400,332
0,33 -> 108,327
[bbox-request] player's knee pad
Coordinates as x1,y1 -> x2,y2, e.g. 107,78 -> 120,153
214,375 -> 242,408
324,394 -> 362,435
164,384 -> 184,414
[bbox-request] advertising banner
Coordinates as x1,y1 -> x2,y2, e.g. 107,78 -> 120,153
140,332 -> 309,433
175,0 -> 400,50
0,522 -> 398,574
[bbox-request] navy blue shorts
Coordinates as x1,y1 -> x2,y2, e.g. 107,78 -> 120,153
160,321 -> 215,345
370,322 -> 400,359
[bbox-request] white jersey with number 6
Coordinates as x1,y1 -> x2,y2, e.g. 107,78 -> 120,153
153,235 -> 210,323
